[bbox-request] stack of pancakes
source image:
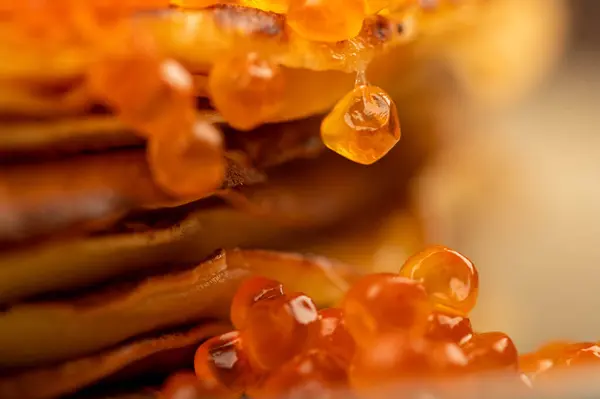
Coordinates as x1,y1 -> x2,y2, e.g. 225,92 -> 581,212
0,1 -> 566,398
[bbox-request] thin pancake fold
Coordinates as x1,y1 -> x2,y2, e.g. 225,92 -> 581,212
0,248 -> 357,368
0,115 -> 328,245
0,147 -> 404,305
0,322 -> 229,399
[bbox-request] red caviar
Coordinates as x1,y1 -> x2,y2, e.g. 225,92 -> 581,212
399,245 -> 479,315
425,311 -> 473,343
242,292 -> 319,371
160,245 -> 600,399
460,332 -> 519,372
307,308 -> 356,365
230,276 -> 285,330
193,331 -> 255,397
261,350 -> 348,399
342,273 -> 432,343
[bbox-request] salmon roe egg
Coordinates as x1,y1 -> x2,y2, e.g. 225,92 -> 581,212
193,331 -> 255,397
349,334 -> 468,391
342,273 -> 432,343
147,120 -> 225,198
230,276 -> 285,330
208,53 -> 285,131
425,311 -> 473,344
321,84 -> 401,166
461,332 -> 519,372
89,39 -> 194,138
243,293 -> 319,371
261,350 -> 348,399
307,308 -> 356,365
287,0 -> 366,42
399,245 -> 479,315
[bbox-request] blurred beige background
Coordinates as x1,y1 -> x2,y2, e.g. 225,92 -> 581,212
414,0 -> 600,351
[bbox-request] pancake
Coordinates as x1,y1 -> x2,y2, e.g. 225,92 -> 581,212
0,1 -> 566,398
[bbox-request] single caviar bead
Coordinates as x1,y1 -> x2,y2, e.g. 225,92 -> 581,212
90,28 -> 195,136
88,52 -> 160,137
261,350 -> 347,399
307,308 -> 356,365
243,292 -> 319,371
208,54 -> 285,131
342,273 -> 432,343
287,0 -> 365,42
161,371 -> 204,399
461,332 -> 519,372
230,276 -> 285,330
321,84 -> 401,165
425,311 -> 473,344
147,120 -> 225,198
349,334 -> 468,391
193,331 -> 255,397
399,245 -> 479,315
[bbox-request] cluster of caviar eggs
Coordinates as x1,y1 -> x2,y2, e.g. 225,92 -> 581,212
174,0 -> 465,167
161,245 -> 562,399
13,0 -> 464,198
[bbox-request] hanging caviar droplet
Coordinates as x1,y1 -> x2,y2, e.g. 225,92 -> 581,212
321,73 -> 400,165
194,331 -> 256,398
147,120 -> 225,198
287,0 -> 366,42
230,276 -> 285,330
209,53 -> 285,131
399,245 -> 479,315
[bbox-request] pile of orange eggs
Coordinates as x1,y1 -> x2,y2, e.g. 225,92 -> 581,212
160,245 -> 541,399
162,245 -> 600,398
